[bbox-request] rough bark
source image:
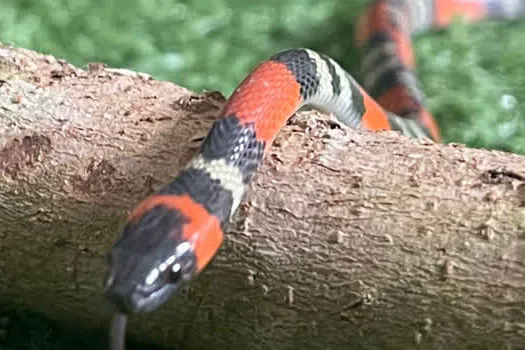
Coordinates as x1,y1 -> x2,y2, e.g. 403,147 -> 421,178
1,44 -> 524,350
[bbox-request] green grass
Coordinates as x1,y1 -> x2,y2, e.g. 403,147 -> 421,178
1,0 -> 525,349
2,0 -> 525,153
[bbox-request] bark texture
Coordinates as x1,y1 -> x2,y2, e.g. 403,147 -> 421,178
1,45 -> 525,350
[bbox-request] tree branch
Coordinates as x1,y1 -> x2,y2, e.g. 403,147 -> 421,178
1,45 -> 524,349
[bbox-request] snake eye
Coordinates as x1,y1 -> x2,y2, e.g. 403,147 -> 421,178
167,262 -> 183,284
147,241 -> 197,287
169,253 -> 197,284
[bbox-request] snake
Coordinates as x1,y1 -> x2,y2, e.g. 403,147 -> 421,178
102,1 -> 525,349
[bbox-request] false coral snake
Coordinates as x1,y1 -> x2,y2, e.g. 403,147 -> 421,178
103,0 -> 525,348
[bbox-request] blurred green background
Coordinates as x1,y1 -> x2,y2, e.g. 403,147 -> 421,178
1,0 -> 525,349
2,0 -> 525,153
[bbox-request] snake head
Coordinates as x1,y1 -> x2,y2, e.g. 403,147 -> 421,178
103,206 -> 198,314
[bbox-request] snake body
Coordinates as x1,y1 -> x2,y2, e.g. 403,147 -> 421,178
104,0 -> 525,348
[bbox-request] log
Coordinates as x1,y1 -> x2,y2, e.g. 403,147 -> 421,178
1,44 -> 525,350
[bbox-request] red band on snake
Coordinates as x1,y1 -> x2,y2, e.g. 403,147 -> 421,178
104,0 -> 525,320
